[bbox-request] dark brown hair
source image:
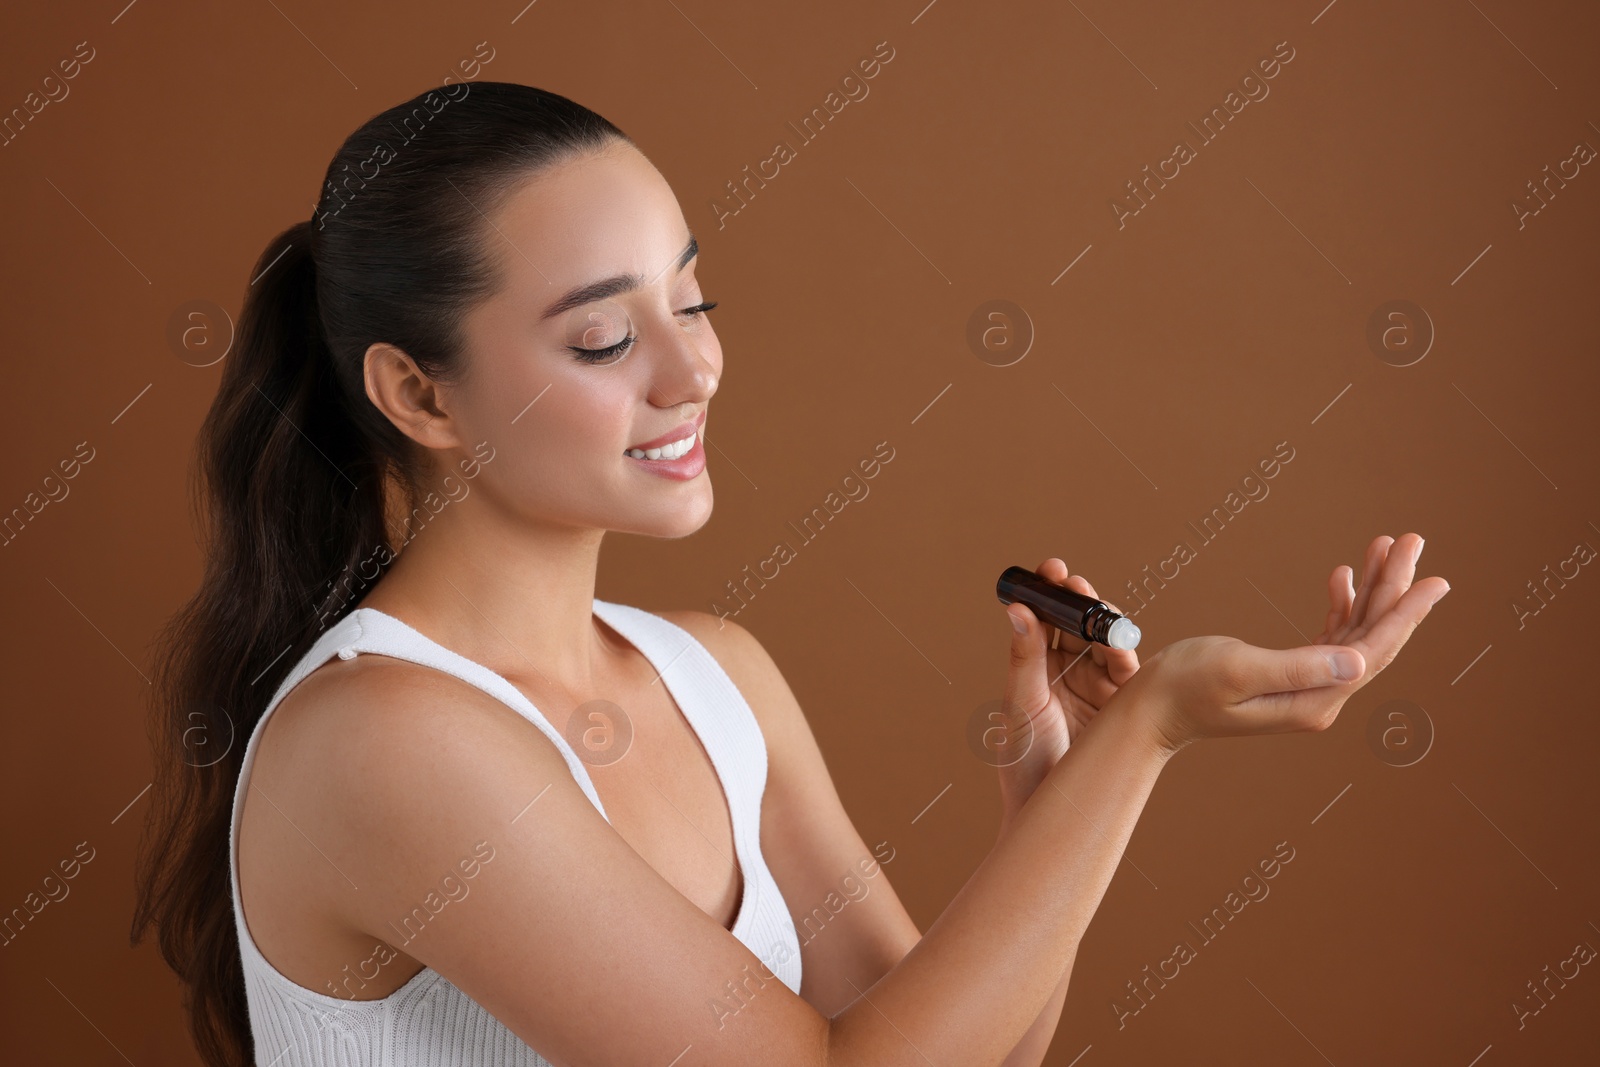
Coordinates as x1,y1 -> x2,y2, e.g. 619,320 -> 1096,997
129,81 -> 629,1065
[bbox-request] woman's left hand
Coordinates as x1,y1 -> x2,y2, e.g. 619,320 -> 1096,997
995,558 -> 1141,825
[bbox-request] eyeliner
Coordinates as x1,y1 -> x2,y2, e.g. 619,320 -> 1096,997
996,565 -> 1142,650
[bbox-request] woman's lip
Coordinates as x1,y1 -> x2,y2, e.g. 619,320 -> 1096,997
625,429 -> 707,480
626,411 -> 706,452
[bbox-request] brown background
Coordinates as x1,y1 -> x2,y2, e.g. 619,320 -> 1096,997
2,0 -> 1597,1063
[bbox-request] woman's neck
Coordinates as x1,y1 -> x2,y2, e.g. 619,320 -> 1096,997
355,503 -> 616,692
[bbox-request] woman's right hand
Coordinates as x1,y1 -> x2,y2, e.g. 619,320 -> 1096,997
1127,532 -> 1450,756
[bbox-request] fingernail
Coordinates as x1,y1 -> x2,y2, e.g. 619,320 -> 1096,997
1008,608 -> 1027,636
1415,538 -> 1425,562
1331,651 -> 1362,680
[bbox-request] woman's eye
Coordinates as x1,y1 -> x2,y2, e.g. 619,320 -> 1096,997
566,302 -> 634,364
569,335 -> 636,364
567,300 -> 718,365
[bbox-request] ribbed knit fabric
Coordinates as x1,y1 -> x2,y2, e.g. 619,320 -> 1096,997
228,598 -> 803,1066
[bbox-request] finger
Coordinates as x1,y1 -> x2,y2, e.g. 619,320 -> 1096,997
1347,535 -> 1394,632
1316,565 -> 1355,645
1367,533 -> 1424,622
1002,602 -> 1054,727
1048,641 -> 1094,691
1105,647 -> 1140,686
1091,595 -> 1141,684
1216,640 -> 1367,734
1062,660 -> 1120,709
1350,577 -> 1450,677
1032,558 -> 1090,658
1068,574 -> 1142,682
1225,640 -> 1366,708
1035,557 -> 1070,583
1081,585 -> 1145,684
1062,574 -> 1113,669
1027,563 -> 1134,674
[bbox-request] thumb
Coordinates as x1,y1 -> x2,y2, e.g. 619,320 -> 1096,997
1229,642 -> 1366,698
1001,603 -> 1053,723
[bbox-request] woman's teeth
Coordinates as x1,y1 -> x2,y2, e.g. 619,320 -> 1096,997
626,430 -> 698,461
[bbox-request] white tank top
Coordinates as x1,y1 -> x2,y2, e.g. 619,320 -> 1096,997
228,599 -> 803,1066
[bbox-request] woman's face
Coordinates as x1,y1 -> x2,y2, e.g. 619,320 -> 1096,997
438,140 -> 721,540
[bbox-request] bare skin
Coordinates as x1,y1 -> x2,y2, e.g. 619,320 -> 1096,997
236,138 -> 1450,1064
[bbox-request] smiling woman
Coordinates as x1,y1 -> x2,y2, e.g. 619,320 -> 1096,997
129,78 -> 1449,1067
130,83 -> 702,1067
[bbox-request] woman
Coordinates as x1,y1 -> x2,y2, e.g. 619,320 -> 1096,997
131,81 -> 1449,1066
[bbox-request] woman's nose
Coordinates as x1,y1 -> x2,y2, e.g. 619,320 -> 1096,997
649,329 -> 718,407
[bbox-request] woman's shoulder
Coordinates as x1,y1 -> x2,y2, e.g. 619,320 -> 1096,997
253,651 -> 568,819
249,640 -> 604,850
266,650 -> 519,746
238,644 -> 624,997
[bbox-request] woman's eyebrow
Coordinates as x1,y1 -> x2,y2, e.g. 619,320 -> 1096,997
538,233 -> 698,322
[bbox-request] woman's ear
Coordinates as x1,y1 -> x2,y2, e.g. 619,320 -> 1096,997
362,342 -> 463,451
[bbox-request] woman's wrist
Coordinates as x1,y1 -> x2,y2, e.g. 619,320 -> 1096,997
1109,663 -> 1191,761
997,702 -> 1175,841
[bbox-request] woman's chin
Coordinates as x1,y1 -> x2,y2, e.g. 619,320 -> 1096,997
617,487 -> 713,539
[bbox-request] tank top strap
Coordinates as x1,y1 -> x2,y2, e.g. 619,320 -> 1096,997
589,599 -> 769,818
591,599 -> 773,942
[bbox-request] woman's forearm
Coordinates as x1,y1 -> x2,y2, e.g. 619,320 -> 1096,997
999,955 -> 1072,1067
993,806 -> 1073,1067
825,701 -> 1172,1066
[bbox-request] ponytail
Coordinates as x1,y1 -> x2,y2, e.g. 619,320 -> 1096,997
128,217 -> 389,1066
202,217 -> 390,649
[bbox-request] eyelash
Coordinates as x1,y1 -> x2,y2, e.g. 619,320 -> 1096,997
569,300 -> 719,364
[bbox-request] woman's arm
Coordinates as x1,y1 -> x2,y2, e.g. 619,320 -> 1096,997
991,563 -> 1144,1067
995,802 -> 1074,1067
681,608 -> 1142,1064
824,691 -> 1171,1064
283,548 -> 1425,1067
1000,959 -> 1071,1067
282,653 -> 1173,1067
